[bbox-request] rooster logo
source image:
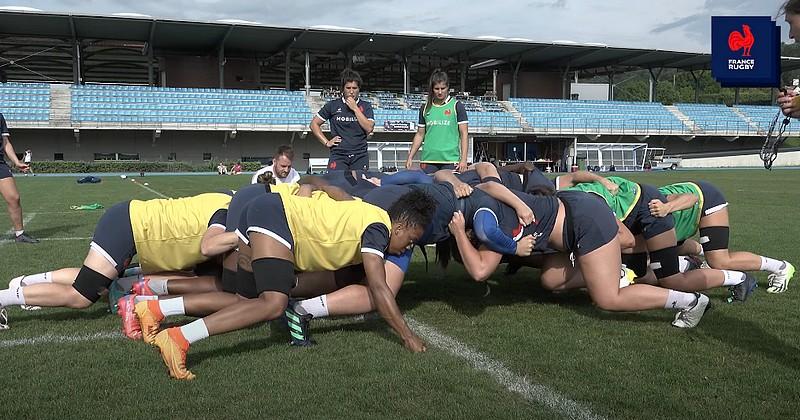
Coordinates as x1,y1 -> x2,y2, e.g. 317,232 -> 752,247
444,109 -> 452,116
728,24 -> 754,57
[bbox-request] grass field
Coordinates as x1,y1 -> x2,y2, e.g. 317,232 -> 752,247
1,170 -> 799,419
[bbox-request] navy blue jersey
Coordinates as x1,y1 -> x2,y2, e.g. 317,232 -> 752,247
316,98 -> 375,154
0,113 -> 8,160
362,183 -> 457,245
510,191 -> 558,252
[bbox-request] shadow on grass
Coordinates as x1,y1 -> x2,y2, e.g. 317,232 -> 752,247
10,305 -> 111,323
26,223 -> 87,239
699,310 -> 800,371
402,265 -> 679,327
189,336 -> 278,368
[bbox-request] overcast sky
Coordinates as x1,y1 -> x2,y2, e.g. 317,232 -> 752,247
3,0 -> 793,52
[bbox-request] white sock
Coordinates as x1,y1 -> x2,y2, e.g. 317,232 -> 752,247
678,256 -> 691,273
158,297 -> 185,317
14,230 -> 23,237
760,257 -> 786,274
664,290 -> 697,310
180,319 -> 209,344
0,288 -> 26,306
148,279 -> 169,295
134,295 -> 159,304
20,272 -> 52,286
294,295 -> 329,318
116,274 -> 143,291
721,270 -> 746,286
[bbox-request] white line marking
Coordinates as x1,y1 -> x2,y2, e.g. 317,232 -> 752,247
320,315 -> 604,419
30,211 -> 106,215
4,212 -> 36,236
0,236 -> 91,244
0,331 -> 122,348
406,317 -> 606,420
132,181 -> 169,198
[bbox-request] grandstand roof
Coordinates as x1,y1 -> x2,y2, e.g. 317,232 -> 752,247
2,10 -> 800,73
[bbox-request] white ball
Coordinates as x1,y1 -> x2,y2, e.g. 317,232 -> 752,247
144,182 -> 149,186
130,179 -> 135,182
120,175 -> 127,179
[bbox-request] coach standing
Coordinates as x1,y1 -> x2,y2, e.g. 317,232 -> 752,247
0,113 -> 38,243
310,69 -> 375,171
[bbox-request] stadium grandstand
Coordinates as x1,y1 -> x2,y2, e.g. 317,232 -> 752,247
2,9 -> 800,171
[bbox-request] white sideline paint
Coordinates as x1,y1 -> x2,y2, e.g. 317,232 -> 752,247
3,213 -> 36,237
0,236 -> 91,245
132,181 -> 169,198
0,331 -> 122,348
1,213 -> 37,245
2,185 -> 600,418
320,315 -> 604,419
406,317 -> 606,420
0,316 -> 602,419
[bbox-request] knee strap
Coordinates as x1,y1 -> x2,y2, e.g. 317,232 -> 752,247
649,246 -> 680,279
72,265 -> 113,303
221,268 -> 237,294
698,226 -> 729,252
622,253 -> 648,278
252,258 -> 295,296
235,267 -> 258,299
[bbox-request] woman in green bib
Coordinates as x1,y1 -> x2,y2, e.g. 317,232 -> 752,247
650,180 -> 794,294
405,70 -> 469,174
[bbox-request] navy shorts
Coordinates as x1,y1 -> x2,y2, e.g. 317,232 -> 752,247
0,162 -> 12,180
558,191 -> 618,256
696,181 -> 728,216
329,151 -> 369,171
226,184 -> 267,233
321,170 -> 377,197
624,184 -> 675,240
498,170 -> 524,191
236,193 -> 294,250
420,162 -> 455,174
523,169 -> 556,193
90,200 -> 136,275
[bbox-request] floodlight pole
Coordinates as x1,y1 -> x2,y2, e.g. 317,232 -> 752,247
304,51 -> 311,95
218,45 -> 225,89
513,59 -> 522,98
72,41 -> 82,85
460,63 -> 467,93
689,70 -> 700,102
285,49 -> 292,90
402,56 -> 409,95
